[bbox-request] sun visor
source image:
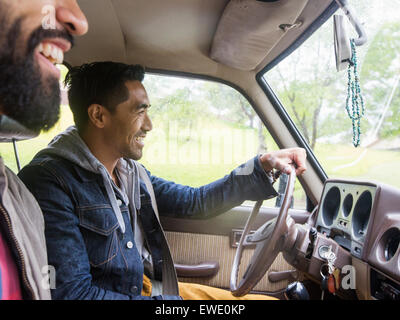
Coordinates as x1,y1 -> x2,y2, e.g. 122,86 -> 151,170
210,0 -> 308,71
65,0 -> 127,66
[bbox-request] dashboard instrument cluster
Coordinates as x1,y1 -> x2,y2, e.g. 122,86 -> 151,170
316,181 -> 376,259
315,179 -> 400,300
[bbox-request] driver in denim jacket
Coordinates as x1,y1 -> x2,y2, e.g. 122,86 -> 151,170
18,61 -> 307,300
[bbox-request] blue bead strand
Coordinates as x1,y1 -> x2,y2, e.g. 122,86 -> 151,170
345,39 -> 365,147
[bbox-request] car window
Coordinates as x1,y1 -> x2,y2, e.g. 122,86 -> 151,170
0,69 -> 307,209
263,0 -> 400,189
141,74 -> 307,209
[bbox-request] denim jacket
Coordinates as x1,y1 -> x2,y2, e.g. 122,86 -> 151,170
18,154 -> 277,300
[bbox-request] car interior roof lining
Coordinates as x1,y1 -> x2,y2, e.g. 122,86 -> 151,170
67,0 -> 335,79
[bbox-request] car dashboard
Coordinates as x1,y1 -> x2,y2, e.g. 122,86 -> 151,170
315,179 -> 400,300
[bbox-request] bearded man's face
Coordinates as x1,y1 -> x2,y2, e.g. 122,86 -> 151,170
0,0 -> 88,133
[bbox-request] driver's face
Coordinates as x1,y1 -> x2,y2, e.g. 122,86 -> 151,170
0,0 -> 88,132
103,81 -> 153,161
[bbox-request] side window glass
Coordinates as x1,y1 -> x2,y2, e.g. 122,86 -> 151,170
142,74 -> 307,209
0,69 -> 307,210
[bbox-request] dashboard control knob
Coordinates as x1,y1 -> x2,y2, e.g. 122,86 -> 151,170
309,227 -> 317,242
284,282 -> 310,300
306,227 -> 318,259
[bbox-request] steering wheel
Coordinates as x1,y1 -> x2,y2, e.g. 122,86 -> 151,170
230,166 -> 297,296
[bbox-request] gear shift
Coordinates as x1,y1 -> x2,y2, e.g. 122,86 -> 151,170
284,282 -> 310,300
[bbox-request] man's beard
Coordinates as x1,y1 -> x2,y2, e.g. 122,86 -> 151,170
0,13 -> 73,133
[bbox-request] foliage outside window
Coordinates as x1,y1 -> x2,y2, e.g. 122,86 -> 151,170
0,68 -> 307,209
141,75 -> 306,209
142,76 -> 274,184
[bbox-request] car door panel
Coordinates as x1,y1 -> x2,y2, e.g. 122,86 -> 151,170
162,206 -> 309,292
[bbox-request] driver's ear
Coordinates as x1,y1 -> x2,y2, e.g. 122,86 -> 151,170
87,104 -> 108,129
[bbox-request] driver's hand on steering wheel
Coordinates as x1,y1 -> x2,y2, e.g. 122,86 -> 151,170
259,148 -> 307,176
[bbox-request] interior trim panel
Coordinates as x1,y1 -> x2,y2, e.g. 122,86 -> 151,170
161,206 -> 310,236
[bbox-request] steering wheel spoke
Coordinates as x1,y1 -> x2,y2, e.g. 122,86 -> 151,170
230,167 -> 297,297
250,217 -> 277,243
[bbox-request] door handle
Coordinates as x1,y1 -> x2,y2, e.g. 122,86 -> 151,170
268,270 -> 298,283
175,261 -> 219,278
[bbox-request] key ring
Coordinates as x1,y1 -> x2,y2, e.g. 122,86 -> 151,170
320,263 -> 334,278
325,251 -> 336,263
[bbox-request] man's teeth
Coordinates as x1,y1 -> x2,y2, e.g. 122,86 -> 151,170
38,42 -> 64,65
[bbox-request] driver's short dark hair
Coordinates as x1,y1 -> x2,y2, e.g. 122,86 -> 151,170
64,61 -> 145,131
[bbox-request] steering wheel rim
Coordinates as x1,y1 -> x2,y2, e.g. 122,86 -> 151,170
230,166 -> 296,297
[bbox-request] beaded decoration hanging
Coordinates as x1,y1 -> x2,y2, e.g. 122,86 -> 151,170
345,39 -> 365,147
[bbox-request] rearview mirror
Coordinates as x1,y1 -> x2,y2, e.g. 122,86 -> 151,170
333,14 -> 351,72
333,0 -> 367,72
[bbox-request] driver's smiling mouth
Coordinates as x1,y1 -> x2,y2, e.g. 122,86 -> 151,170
134,135 -> 146,147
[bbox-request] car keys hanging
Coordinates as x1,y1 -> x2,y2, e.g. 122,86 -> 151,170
319,245 -> 337,299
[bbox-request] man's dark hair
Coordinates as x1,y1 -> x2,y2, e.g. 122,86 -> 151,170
64,61 -> 145,131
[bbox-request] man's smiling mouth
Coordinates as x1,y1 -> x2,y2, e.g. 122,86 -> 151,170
38,42 -> 64,64
134,135 -> 146,146
35,39 -> 71,79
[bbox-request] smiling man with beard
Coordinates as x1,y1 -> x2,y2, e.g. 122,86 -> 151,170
0,0 -> 88,300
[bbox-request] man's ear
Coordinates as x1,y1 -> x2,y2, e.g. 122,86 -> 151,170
87,104 -> 108,129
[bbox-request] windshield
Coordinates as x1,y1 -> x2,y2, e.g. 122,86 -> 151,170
264,0 -> 400,189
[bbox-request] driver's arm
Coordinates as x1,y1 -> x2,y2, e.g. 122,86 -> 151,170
145,155 -> 279,219
148,147 -> 306,219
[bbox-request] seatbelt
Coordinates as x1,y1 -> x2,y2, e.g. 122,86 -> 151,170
137,164 -> 180,296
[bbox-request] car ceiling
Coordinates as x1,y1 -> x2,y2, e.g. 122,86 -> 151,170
67,0 -> 336,79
